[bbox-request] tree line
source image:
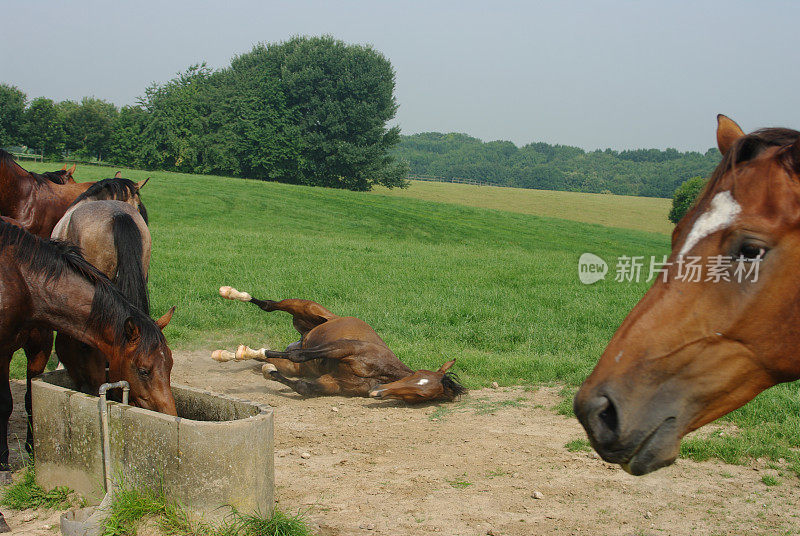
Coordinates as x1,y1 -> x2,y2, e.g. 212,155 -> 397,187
0,36 -> 407,191
395,132 -> 721,198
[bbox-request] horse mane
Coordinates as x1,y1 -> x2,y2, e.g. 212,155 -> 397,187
695,128 -> 800,209
442,371 -> 467,399
0,219 -> 163,358
70,177 -> 149,224
35,170 -> 70,184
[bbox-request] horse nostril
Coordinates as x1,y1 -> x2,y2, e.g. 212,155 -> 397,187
598,397 -> 619,435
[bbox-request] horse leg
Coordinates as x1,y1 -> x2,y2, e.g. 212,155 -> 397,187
0,511 -> 9,532
219,287 -> 335,337
262,368 -> 341,397
0,355 -> 12,474
23,328 -> 52,454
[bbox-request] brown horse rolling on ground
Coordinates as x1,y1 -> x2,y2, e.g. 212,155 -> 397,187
212,287 -> 466,403
574,115 -> 800,475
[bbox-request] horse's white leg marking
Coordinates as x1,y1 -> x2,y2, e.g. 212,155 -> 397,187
236,345 -> 267,361
219,286 -> 251,302
678,191 -> 741,257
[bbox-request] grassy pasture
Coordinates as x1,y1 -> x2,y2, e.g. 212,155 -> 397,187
372,180 -> 675,235
13,162 -> 800,475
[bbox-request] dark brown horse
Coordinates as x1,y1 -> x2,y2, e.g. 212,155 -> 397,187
51,178 -> 151,394
0,218 -> 177,477
0,154 -> 96,457
575,115 -> 800,475
212,286 -> 466,403
0,151 -> 93,237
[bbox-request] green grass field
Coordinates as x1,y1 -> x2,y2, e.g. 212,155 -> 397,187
372,180 -> 675,235
14,162 -> 800,476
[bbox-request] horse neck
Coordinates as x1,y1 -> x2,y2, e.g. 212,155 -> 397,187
26,269 -> 119,358
0,159 -> 31,215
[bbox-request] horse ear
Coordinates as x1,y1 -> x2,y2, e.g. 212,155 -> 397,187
67,163 -> 76,175
787,137 -> 800,174
114,171 -> 122,179
136,177 -> 150,191
155,306 -> 176,330
716,114 -> 745,155
124,318 -> 140,342
437,359 -> 456,374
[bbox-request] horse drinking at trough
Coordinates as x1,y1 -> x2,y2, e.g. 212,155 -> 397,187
51,177 -> 151,394
212,287 -> 466,403
0,218 -> 177,479
574,115 -> 800,475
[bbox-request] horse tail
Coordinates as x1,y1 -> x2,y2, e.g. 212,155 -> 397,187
111,212 -> 150,315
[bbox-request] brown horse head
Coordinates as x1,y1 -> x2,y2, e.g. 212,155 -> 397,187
574,115 -> 800,475
369,359 -> 466,403
110,307 -> 177,414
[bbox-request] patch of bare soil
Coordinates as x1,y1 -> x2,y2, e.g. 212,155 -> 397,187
4,351 -> 799,535
172,350 -> 800,536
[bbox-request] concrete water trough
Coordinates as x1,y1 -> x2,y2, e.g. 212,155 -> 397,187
31,369 -> 274,518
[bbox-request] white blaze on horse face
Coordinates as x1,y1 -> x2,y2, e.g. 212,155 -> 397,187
416,378 -> 430,386
679,191 -> 741,257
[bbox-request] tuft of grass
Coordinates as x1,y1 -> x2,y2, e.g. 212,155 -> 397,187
761,475 -> 781,487
0,463 -> 74,510
470,397 -> 525,415
554,386 -> 577,417
446,474 -> 473,489
102,481 -> 313,536
564,439 -> 592,453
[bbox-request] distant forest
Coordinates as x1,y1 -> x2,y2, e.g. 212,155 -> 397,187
395,132 -> 720,198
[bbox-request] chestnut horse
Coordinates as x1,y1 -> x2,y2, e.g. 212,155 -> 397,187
212,287 -> 466,403
575,115 -> 800,475
0,153 -> 96,457
0,218 -> 177,477
52,178 -> 151,394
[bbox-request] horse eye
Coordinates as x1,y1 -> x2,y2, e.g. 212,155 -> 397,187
738,244 -> 766,261
138,367 -> 151,378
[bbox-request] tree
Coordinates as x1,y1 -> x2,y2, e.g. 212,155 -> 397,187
22,97 -> 64,156
62,97 -> 119,160
0,84 -> 27,147
254,35 -> 408,190
669,176 -> 706,224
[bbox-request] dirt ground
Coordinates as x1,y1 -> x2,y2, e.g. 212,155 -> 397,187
4,350 -> 800,535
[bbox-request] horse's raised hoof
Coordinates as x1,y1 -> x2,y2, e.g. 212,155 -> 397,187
219,286 -> 251,302
211,349 -> 236,362
0,513 -> 9,533
261,363 -> 277,379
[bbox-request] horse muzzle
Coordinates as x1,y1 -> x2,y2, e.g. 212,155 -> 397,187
573,386 -> 681,475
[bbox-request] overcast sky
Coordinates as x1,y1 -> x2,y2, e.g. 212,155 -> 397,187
2,1 -> 798,151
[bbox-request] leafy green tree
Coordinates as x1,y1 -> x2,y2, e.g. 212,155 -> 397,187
107,105 -> 150,167
669,176 -> 706,224
22,97 -> 64,156
62,97 -> 119,160
0,84 -> 27,147
254,35 -> 408,190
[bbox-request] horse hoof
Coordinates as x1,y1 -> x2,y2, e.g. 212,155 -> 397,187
0,514 -> 9,533
219,286 -> 233,298
261,363 -> 277,379
211,350 -> 235,362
